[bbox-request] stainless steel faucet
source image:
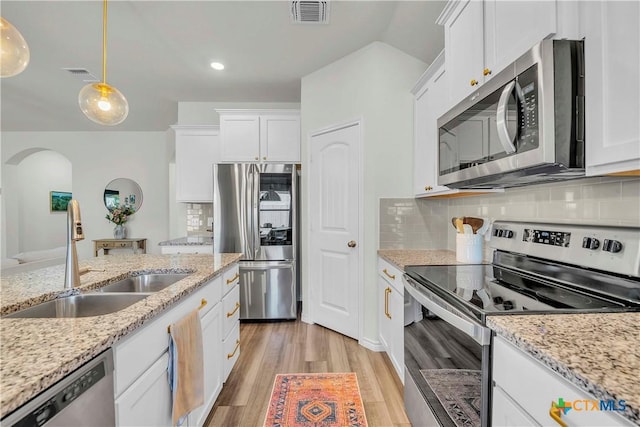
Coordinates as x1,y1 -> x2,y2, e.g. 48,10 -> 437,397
64,200 -> 85,289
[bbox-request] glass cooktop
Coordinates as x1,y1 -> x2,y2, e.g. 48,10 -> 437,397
404,263 -> 629,321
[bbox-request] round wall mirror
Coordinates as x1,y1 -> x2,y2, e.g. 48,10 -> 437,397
103,178 -> 143,213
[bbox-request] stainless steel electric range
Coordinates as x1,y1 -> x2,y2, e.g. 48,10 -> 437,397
402,221 -> 640,427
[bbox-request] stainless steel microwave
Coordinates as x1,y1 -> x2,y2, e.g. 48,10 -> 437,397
437,39 -> 585,189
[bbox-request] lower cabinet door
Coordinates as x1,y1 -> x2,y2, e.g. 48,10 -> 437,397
492,385 -> 538,427
189,303 -> 223,427
115,352 -> 172,427
388,284 -> 404,381
223,322 -> 240,380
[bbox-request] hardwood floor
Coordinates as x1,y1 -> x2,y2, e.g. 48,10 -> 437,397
206,317 -> 410,427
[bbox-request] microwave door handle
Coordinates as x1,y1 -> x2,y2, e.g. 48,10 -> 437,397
496,80 -> 517,154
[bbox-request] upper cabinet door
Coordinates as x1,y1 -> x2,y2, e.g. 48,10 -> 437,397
174,126 -> 220,202
441,0 -> 485,105
218,110 -> 301,163
484,0 -> 557,77
260,114 -> 301,162
583,1 -> 640,176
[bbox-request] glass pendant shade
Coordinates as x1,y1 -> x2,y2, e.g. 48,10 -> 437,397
79,82 -> 129,126
0,17 -> 30,77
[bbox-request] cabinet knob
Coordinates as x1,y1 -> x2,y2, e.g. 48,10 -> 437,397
483,68 -> 492,76
347,240 -> 357,248
255,157 -> 259,161
263,156 -> 267,160
424,185 -> 433,191
470,79 -> 479,86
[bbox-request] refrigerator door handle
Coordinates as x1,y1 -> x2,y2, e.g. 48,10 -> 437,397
251,164 -> 260,260
242,164 -> 254,258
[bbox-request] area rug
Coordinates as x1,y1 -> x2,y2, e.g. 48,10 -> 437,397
420,369 -> 481,427
263,372 -> 368,427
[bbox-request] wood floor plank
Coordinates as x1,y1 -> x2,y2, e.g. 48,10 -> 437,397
208,317 -> 408,427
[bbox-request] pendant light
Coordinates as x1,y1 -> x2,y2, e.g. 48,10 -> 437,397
78,0 -> 128,126
0,17 -> 30,77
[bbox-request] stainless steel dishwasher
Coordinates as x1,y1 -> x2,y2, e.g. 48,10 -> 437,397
1,349 -> 115,427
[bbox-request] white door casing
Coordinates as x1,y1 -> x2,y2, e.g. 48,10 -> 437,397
308,121 -> 361,340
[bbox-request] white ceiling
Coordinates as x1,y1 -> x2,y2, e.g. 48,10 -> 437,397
0,1 -> 445,132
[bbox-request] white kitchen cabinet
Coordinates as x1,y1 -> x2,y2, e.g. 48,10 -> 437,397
583,1 -> 640,176
113,263 -> 239,427
115,352 -> 173,427
377,257 -> 404,381
221,264 -> 240,381
160,245 -> 213,255
218,109 -> 300,163
437,0 -> 577,108
492,336 -> 633,427
172,125 -> 220,202
412,52 -> 502,198
188,303 -> 223,427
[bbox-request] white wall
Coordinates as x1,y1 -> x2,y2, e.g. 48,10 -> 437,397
1,131 -> 172,260
301,41 -> 426,345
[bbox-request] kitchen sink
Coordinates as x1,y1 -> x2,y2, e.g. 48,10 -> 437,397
3,294 -> 148,318
96,273 -> 190,293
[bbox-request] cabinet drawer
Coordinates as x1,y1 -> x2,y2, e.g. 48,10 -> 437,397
100,241 -> 132,249
160,245 -> 213,255
222,264 -> 240,297
223,322 -> 240,381
378,257 -> 403,293
493,336 -> 632,426
113,277 -> 220,397
222,284 -> 240,338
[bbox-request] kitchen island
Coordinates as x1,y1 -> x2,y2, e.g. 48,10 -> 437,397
0,252 -> 241,417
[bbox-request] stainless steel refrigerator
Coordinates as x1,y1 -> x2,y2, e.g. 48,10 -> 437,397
213,163 -> 297,320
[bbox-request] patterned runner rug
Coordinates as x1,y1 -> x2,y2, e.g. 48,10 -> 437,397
420,369 -> 481,427
263,372 -> 368,427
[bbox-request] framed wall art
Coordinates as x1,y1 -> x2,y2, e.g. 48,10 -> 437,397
50,191 -> 72,212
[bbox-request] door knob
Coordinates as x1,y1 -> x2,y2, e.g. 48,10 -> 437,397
347,240 -> 357,248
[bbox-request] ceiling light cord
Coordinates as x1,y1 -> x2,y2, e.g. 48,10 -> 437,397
102,0 -> 107,84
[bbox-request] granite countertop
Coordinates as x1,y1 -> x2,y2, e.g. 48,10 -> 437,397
0,252 -> 242,416
488,313 -> 640,424
377,249 -> 462,269
158,236 -> 214,246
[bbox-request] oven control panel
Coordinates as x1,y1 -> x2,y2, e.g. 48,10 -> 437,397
523,228 -> 570,247
489,221 -> 640,277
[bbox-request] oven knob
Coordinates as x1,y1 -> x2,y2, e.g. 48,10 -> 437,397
503,300 -> 514,310
496,229 -> 504,237
504,230 -> 514,239
493,296 -> 504,304
603,239 -> 623,253
582,237 -> 600,250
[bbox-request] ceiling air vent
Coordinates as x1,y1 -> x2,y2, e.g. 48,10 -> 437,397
290,1 -> 330,24
62,68 -> 100,83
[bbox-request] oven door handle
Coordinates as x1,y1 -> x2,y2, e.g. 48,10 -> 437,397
403,275 -> 491,346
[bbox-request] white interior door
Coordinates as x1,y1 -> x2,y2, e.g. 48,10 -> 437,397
309,122 -> 361,340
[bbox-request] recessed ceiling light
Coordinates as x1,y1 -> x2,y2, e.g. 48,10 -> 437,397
210,62 -> 225,71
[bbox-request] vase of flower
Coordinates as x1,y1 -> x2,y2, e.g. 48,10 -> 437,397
113,224 -> 126,239
106,205 -> 134,239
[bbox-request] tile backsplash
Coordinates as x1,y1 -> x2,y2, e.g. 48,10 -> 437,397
186,203 -> 213,235
380,176 -> 640,251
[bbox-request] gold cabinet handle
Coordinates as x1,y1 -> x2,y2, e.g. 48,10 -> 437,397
347,240 -> 357,248
483,68 -> 492,76
254,157 -> 259,161
227,339 -> 240,359
384,287 -> 392,319
168,298 -> 207,332
424,185 -> 433,191
263,156 -> 267,160
470,79 -> 479,86
226,273 -> 239,284
227,302 -> 240,318
383,269 -> 395,280
549,401 -> 568,427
